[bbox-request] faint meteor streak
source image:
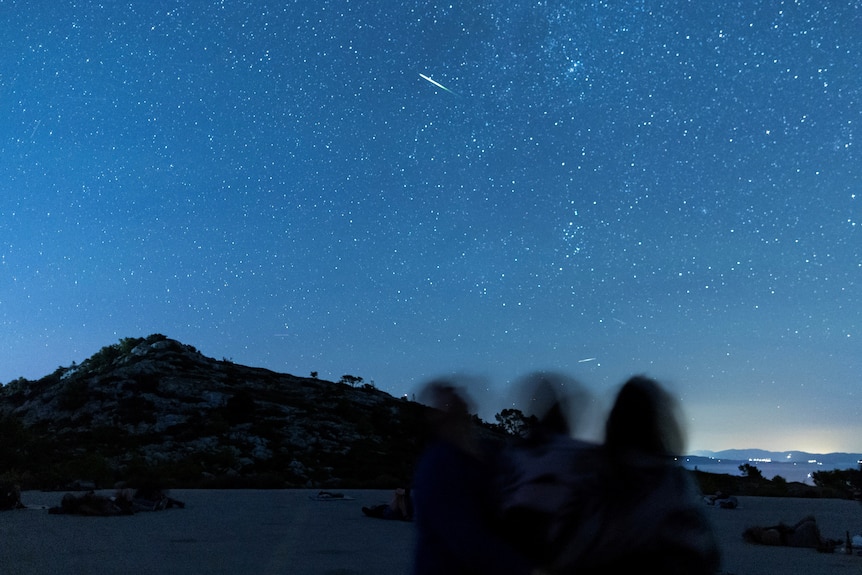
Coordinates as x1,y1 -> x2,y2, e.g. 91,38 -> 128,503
419,73 -> 457,95
30,119 -> 42,139
578,357 -> 597,363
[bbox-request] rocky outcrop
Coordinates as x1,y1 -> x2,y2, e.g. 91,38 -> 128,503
0,335 -> 435,489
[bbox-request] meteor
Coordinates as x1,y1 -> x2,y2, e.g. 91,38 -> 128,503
419,73 -> 457,95
578,357 -> 597,363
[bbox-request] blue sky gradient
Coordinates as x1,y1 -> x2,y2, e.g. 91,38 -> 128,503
2,1 -> 860,452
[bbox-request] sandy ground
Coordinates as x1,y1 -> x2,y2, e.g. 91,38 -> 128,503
704,495 -> 862,575
1,490 -> 861,574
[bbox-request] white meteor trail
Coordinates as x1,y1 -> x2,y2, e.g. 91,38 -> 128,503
578,357 -> 597,363
419,73 -> 457,95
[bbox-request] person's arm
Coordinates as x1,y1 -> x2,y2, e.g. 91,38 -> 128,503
413,445 -> 536,575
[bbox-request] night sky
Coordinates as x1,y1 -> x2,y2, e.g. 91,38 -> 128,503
2,1 -> 860,453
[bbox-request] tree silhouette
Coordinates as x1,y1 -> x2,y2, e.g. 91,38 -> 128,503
494,408 -> 537,438
339,374 -> 363,387
738,463 -> 764,480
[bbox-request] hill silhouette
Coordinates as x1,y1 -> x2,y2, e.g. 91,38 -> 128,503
2,335 -> 859,499
0,334 -> 452,490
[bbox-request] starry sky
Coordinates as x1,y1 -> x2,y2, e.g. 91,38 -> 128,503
2,1 -> 860,453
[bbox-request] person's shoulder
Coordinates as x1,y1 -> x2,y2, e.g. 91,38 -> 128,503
415,439 -> 472,472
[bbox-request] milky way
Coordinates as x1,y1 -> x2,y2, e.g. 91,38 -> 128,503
1,1 -> 860,451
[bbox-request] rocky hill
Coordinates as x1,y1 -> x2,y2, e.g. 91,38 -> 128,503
0,334 -> 447,490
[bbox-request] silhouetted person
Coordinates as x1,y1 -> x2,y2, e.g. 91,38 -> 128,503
553,375 -> 720,574
362,487 -> 413,521
411,381 -> 546,575
496,373 -> 600,565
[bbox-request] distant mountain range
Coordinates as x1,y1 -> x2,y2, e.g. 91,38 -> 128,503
688,449 -> 862,468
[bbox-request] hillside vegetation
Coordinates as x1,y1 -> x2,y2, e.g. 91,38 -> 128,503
0,335 -> 436,490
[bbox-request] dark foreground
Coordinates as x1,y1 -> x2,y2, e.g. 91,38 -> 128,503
1,490 -> 860,575
3,490 -> 412,575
